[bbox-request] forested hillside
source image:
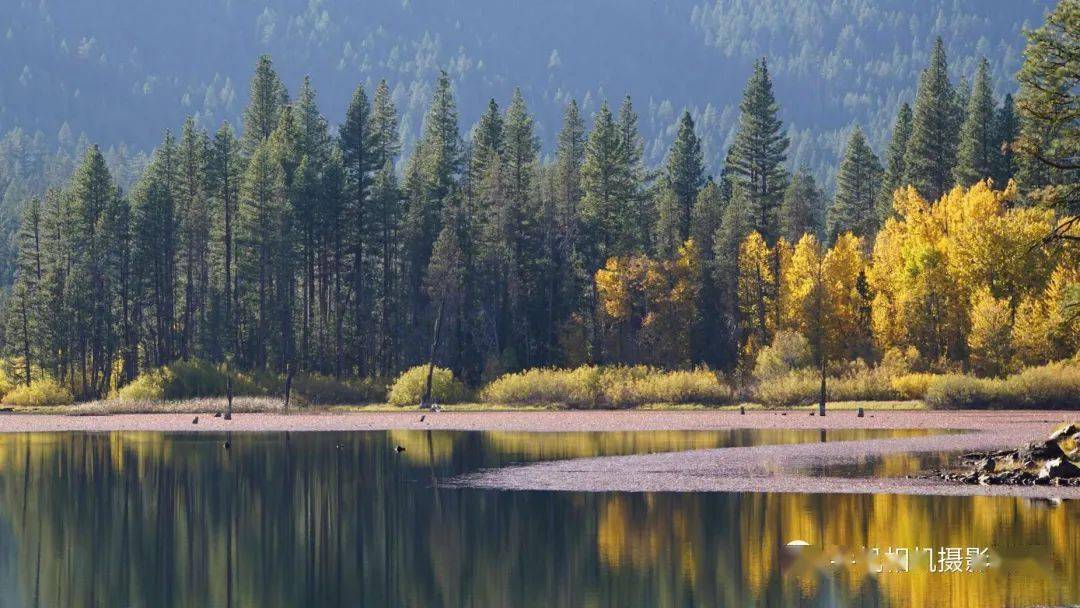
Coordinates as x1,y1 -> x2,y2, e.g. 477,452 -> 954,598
0,1 -> 1051,173
0,1 -> 1055,284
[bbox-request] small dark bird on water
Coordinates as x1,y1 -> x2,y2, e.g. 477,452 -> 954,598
857,407 -> 865,418
214,412 -> 222,418
810,411 -> 815,416
223,441 -> 231,449
192,416 -> 199,424
781,412 -> 787,416
395,445 -> 406,453
419,415 -> 426,422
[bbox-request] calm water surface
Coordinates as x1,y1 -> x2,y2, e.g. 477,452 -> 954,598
0,429 -> 1075,608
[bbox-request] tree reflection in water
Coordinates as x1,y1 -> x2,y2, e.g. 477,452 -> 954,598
0,431 -> 1075,607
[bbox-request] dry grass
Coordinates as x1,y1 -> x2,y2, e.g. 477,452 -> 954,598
58,396 -> 290,415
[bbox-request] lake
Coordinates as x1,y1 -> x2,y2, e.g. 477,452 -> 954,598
0,430 -> 1075,607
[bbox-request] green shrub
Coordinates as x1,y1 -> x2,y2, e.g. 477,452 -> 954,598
1,378 -> 74,407
387,365 -> 468,406
480,365 -> 733,408
924,361 -> 1080,410
290,373 -> 384,405
115,360 -> 383,406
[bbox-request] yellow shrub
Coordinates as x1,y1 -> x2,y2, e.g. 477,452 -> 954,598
2,378 -> 74,407
925,361 -> 1080,409
387,366 -> 468,406
889,373 -> 936,400
480,366 -> 732,408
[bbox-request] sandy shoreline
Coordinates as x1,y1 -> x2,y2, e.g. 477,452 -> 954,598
0,408 -> 1070,433
2,410 -> 1076,498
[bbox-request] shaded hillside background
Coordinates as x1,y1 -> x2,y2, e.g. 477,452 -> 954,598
0,0 -> 1055,282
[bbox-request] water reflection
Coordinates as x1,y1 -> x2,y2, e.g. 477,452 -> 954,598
0,431 -> 1075,607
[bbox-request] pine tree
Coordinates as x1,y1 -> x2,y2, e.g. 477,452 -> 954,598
992,94 -> 1019,186
370,80 -> 401,167
1015,0 -> 1079,221
728,58 -> 789,243
4,198 -> 43,385
581,101 -> 631,263
367,80 -> 401,375
551,99 -> 587,363
176,118 -> 211,360
401,72 -> 463,363
616,96 -> 649,252
339,83 -> 378,374
504,88 -> 539,205
953,58 -> 999,187
827,127 -> 883,242
66,145 -> 119,396
689,178 -> 728,365
779,169 -> 823,243
131,132 -> 178,368
207,123 -> 241,365
877,103 -> 912,222
554,100 -> 586,223
904,37 -> 958,201
469,99 -> 503,195
656,110 -> 704,254
236,143 -> 286,369
241,55 -> 288,155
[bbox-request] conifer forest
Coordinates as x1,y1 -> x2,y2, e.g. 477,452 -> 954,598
0,1 -> 1076,403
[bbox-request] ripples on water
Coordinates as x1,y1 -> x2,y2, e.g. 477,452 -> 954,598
0,430 -> 1075,607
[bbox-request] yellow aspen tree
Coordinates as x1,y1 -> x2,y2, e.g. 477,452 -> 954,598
737,232 -> 774,364
822,232 -> 870,361
1012,264 -> 1080,366
782,234 -> 824,341
967,287 -> 1015,377
771,237 -> 793,336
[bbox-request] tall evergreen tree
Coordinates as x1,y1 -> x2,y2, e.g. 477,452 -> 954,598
469,99 -> 503,196
779,169 -> 823,243
827,127 -> 884,242
992,94 -> 1020,187
401,72 -> 462,363
176,118 -> 211,360
4,198 -> 43,385
241,55 -> 288,155
877,103 -> 913,221
207,123 -> 241,364
131,132 -> 179,369
904,37 -> 958,201
1015,0 -> 1078,224
339,83 -> 378,374
617,96 -> 650,251
656,110 -> 705,255
954,58 -> 999,187
728,58 -> 789,243
580,101 -> 631,263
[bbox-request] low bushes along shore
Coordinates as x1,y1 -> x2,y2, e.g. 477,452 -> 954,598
2,357 -> 1076,410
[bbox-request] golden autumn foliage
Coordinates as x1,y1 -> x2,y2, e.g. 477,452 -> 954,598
596,239 -> 701,366
869,181 -> 1076,369
736,232 -> 774,359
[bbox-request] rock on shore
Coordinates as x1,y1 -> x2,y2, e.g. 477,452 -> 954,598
937,423 -> 1080,487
